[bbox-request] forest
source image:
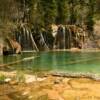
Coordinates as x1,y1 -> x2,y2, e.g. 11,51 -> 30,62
0,0 -> 100,51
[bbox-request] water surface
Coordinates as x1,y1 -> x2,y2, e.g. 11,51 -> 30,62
0,51 -> 100,75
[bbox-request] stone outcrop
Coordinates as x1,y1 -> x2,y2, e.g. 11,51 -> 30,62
10,39 -> 21,54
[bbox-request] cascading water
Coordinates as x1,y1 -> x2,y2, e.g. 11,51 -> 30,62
54,25 -> 64,49
65,25 -> 71,49
15,23 -> 51,51
52,25 -> 89,50
63,26 -> 66,50
14,24 -> 39,51
40,33 -> 49,50
53,25 -> 72,49
30,32 -> 39,52
14,23 -> 96,52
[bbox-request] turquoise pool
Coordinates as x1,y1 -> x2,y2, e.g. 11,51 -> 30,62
0,51 -> 100,75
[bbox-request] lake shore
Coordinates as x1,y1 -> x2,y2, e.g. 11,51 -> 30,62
0,71 -> 100,100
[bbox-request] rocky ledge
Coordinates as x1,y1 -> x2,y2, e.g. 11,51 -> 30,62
0,71 -> 100,100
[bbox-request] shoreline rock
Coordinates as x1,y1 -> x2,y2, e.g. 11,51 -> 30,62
1,71 -> 100,100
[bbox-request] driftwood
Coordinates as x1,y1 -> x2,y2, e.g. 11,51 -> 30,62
0,60 -> 24,67
0,56 -> 39,67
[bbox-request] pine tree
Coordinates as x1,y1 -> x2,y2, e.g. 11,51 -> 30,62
56,0 -> 68,24
68,0 -> 77,24
86,0 -> 95,36
40,0 -> 57,27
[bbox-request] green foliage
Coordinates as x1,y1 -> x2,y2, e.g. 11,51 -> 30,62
0,0 -> 98,38
86,0 -> 95,33
56,0 -> 68,24
40,0 -> 57,26
0,74 -> 6,84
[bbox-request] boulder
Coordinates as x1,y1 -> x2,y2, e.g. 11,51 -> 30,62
9,39 -> 21,54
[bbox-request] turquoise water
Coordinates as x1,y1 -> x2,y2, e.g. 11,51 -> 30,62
0,51 -> 100,75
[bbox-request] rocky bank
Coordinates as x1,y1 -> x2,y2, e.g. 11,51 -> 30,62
0,71 -> 100,100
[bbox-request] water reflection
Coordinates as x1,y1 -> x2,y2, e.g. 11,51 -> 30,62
0,51 -> 100,74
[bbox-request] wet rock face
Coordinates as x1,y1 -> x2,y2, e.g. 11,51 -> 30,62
4,38 -> 22,54
0,43 -> 4,55
82,39 -> 98,49
10,39 -> 21,54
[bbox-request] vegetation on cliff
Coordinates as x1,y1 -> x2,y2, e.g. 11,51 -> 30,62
0,0 -> 100,50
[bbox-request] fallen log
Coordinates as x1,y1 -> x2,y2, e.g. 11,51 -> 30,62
0,56 -> 39,67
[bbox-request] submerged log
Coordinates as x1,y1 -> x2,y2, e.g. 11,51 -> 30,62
0,56 -> 39,67
0,59 -> 24,67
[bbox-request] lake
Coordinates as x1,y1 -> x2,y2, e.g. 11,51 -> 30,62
0,51 -> 100,76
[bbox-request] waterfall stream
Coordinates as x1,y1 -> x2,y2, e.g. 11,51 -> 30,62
40,33 -> 49,50
14,24 -> 96,52
30,33 -> 39,52
15,24 -> 39,51
63,26 -> 66,50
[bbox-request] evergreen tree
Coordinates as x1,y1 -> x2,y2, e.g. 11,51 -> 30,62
68,0 -> 77,24
40,0 -> 57,27
86,0 -> 95,36
56,0 -> 68,24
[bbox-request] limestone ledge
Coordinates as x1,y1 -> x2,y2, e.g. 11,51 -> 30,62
0,71 -> 100,100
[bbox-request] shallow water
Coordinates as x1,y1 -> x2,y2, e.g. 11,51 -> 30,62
0,51 -> 100,75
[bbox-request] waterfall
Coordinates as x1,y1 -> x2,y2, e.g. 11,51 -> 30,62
14,24 -> 91,51
51,25 -> 58,49
40,33 -> 49,50
26,27 -> 30,40
63,26 -> 66,50
30,32 -> 39,52
14,23 -> 40,51
18,35 -> 21,45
